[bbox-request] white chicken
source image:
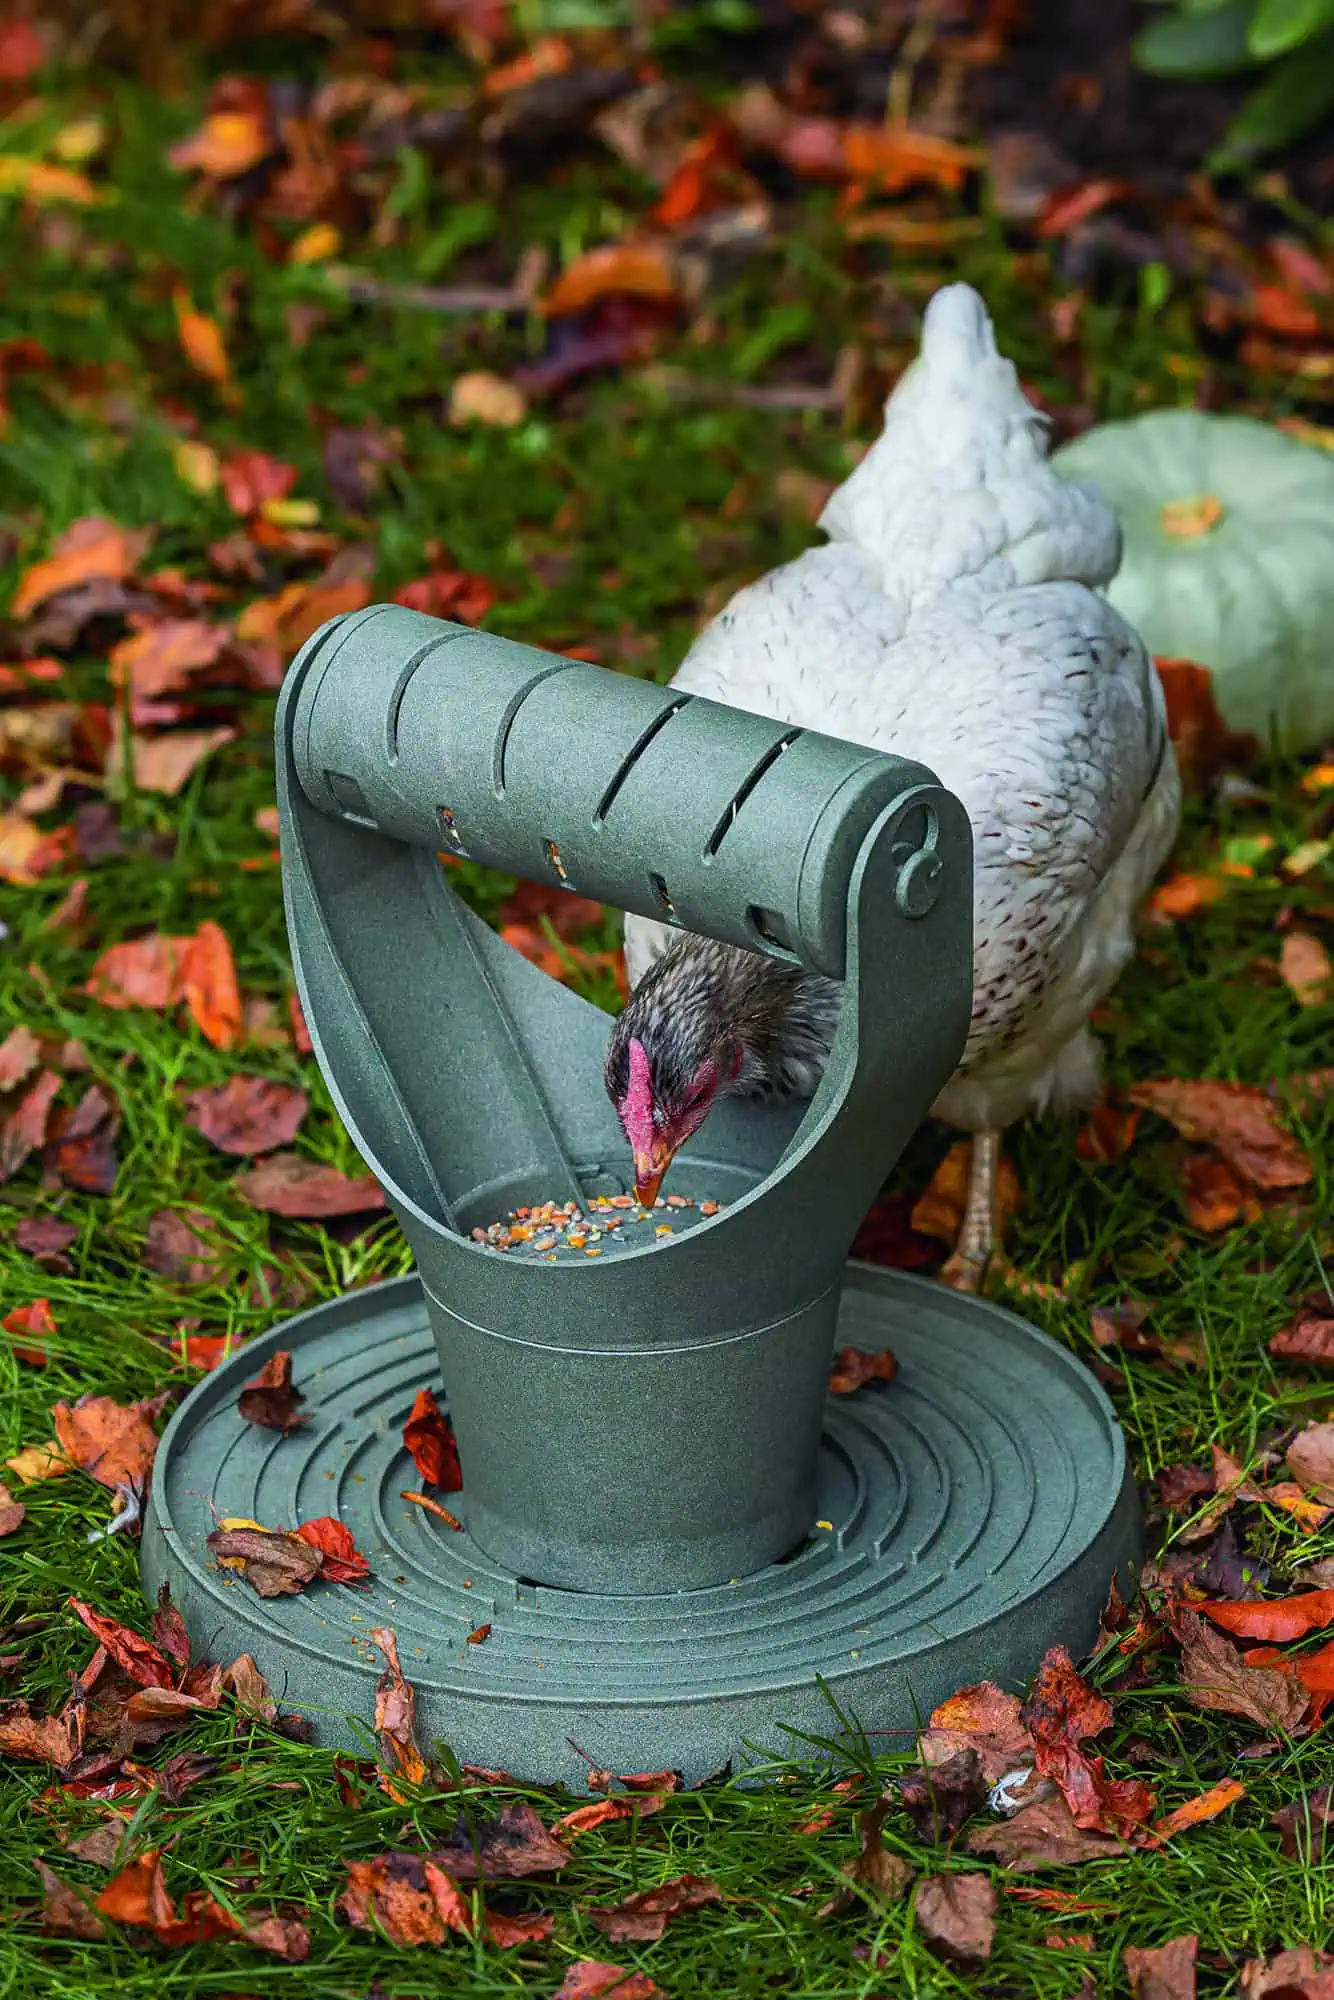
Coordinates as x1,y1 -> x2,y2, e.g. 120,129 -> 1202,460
603,283 -> 1181,1287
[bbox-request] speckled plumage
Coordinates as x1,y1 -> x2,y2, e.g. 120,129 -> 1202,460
618,283 -> 1181,1138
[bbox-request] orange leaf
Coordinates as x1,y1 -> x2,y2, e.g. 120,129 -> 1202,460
11,516 -> 151,619
1203,1588 -> 1334,1643
1129,1079 -> 1312,1192
293,1515 -> 371,1583
1152,1778 -> 1244,1839
168,109 -> 271,179
173,292 -> 231,387
1145,872 -> 1226,925
1183,1154 -> 1252,1234
543,243 -> 678,318
86,933 -> 184,1011
132,727 -> 237,796
1280,932 -> 1332,1007
109,618 -> 227,700
1037,177 -> 1130,238
178,920 -> 242,1049
911,1139 -> 1021,1245
53,1393 -> 162,1490
841,125 -> 979,195
403,1387 -> 463,1491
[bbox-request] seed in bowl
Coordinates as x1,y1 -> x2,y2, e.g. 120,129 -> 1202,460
471,1192 -> 722,1256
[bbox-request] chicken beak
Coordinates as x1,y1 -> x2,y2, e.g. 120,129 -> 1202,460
633,1145 -> 674,1212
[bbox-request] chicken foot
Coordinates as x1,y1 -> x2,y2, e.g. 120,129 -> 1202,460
938,1128 -> 999,1293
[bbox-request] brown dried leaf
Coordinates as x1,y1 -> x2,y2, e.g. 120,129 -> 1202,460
1241,1947 -> 1334,1999
142,1207 -> 221,1284
1270,1310 -> 1334,1368
237,1350 -> 307,1433
0,1023 -> 41,1090
1183,1153 -> 1252,1233
1287,1422 -> 1334,1504
921,1680 -> 1034,1785
1021,1646 -> 1156,1837
552,1965 -> 661,2000
588,1872 -> 722,1943
371,1626 -> 429,1793
53,1395 -> 162,1491
206,1525 -> 323,1598
897,1748 -> 988,1842
35,1859 -> 106,1939
914,1872 -> 997,1964
235,1151 -> 386,1219
1125,1934 -> 1198,2000
0,1481 -> 25,1536
0,1700 -> 74,1764
0,1068 -> 62,1182
1172,1609 -> 1309,1731
1129,1080 -> 1311,1191
1271,1784 -> 1334,1860
816,1795 -> 914,1917
132,727 -> 236,796
432,1800 -> 570,1883
1280,932 -> 1332,1007
968,1791 -> 1126,1870
184,1075 -> 309,1156
223,1653 -> 278,1723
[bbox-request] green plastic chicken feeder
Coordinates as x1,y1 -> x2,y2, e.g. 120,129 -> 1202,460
142,605 -> 1140,1785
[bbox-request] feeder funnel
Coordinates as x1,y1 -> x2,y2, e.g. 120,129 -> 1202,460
143,606 -> 1140,1785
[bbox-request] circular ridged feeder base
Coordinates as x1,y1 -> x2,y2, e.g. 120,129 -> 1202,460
142,1269 -> 1139,1787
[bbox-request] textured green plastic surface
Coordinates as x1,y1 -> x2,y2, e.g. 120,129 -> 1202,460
273,605 -> 975,1593
141,1270 -> 1140,1788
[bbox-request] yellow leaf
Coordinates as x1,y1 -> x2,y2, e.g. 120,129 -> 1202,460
218,1516 -> 266,1532
52,117 -> 105,165
1282,839 -> 1330,880
173,292 -> 231,388
1302,764 -> 1334,795
5,1440 -> 70,1484
0,811 -> 43,885
259,497 -> 319,527
171,438 -> 220,494
289,221 -> 340,265
0,156 -> 102,204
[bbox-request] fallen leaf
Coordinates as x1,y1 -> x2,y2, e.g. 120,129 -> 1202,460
11,517 -> 150,619
172,439 -> 219,494
911,1138 -> 1021,1244
897,1749 -> 988,1842
36,1860 -> 106,1938
1281,933 -> 1332,1007
817,1795 -> 914,1915
53,1395 -> 163,1491
553,1964 -> 660,1999
543,243 -> 678,318
1271,1784 -> 1334,1860
1077,1099 -> 1142,1163
236,575 -> 370,654
1170,1608 -> 1309,1731
292,1515 -> 370,1584
132,727 -> 236,796
0,1024 -> 41,1090
1157,1464 -> 1215,1509
1129,1080 -> 1311,1191
827,1345 -> 897,1394
0,1701 -> 74,1763
224,1652 -> 277,1722
206,1524 -> 324,1597
1125,1934 -> 1198,2000
67,1598 -> 174,1688
4,1439 -> 69,1484
1183,1153 -> 1251,1233
1202,1589 -> 1334,1643
86,933 -> 184,1012
109,618 -> 227,701
0,19 -> 46,81
1270,1311 -> 1334,1368
843,124 -> 978,194
588,1872 -> 721,1944
178,920 -> 242,1050
1241,1947 -> 1334,1999
290,221 -> 340,263
403,1387 -> 463,1491
450,370 -> 527,427
220,449 -> 298,518
169,106 -> 271,178
432,1800 -> 569,1883
0,1068 -> 62,1182
914,1872 -> 997,1965
237,1350 -> 307,1433
371,1626 -> 429,1793
1021,1646 -> 1156,1838
96,1847 -> 307,1955
143,1207 -> 223,1284
467,1622 -> 492,1645
392,568 -> 496,626
4,1296 -> 56,1365
235,1150 -> 384,1219
1287,1423 -> 1334,1504
968,1791 -> 1126,1870
0,1481 -> 25,1536
1153,1780 -> 1244,1839
184,1075 -> 308,1156
1145,872 -> 1227,925
173,293 -> 231,388
921,1680 -> 1035,1785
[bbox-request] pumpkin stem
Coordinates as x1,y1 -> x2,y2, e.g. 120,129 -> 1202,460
1160,493 -> 1224,539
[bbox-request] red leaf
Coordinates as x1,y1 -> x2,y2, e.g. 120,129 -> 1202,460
403,1387 -> 463,1491
184,1075 -> 309,1156
220,449 -> 298,518
552,1966 -> 661,2000
1020,1646 -> 1156,1838
293,1515 -> 370,1584
1037,177 -> 1131,238
392,569 -> 497,626
0,1023 -> 41,1090
0,1068 -> 62,1182
86,934 -> 184,1012
588,1873 -> 722,1944
67,1600 -> 174,1690
4,1296 -> 56,1366
1202,1589 -> 1334,1643
178,920 -> 242,1050
234,1151 -> 386,1219
1129,1080 -> 1311,1192
828,1345 -> 897,1394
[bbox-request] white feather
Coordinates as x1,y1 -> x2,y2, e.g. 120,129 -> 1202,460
622,283 -> 1181,1133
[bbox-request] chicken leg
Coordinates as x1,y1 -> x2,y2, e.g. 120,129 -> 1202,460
938,1129 -> 1000,1293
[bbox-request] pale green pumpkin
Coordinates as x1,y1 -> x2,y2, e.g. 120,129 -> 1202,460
1052,409 -> 1334,753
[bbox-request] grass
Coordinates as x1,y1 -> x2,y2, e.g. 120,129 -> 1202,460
2,22 -> 1334,1998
